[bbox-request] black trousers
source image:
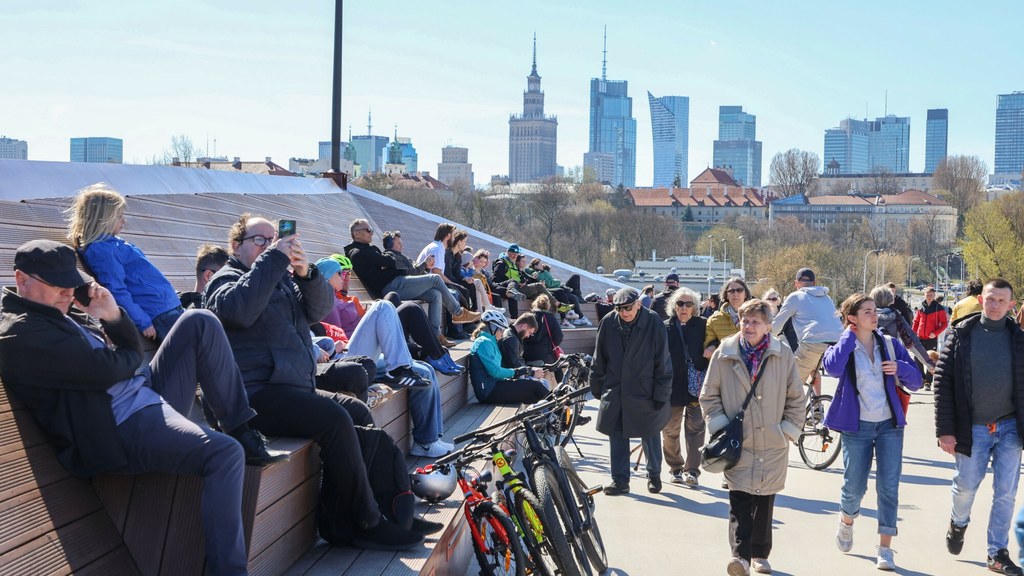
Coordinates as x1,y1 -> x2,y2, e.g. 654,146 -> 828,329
384,293 -> 444,360
728,490 -> 776,561
920,337 -> 938,383
315,357 -> 374,403
248,385 -> 379,529
484,378 -> 549,404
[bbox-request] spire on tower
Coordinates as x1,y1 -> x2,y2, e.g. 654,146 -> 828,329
531,32 -> 537,75
393,124 -> 398,140
367,108 -> 372,136
601,25 -> 607,81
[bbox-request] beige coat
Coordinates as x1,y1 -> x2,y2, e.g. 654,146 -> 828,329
699,333 -> 806,495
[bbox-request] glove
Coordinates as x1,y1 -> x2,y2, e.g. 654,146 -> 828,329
653,400 -> 665,411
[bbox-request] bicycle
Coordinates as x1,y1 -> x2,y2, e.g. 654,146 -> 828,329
796,381 -> 842,470
541,354 -> 594,451
430,445 -> 526,576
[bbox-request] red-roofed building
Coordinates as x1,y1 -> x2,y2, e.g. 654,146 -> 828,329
626,168 -> 768,222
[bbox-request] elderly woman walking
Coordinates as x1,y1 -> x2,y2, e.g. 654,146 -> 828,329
662,287 -> 709,486
701,299 -> 805,576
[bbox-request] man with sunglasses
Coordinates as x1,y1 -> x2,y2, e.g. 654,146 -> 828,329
652,273 -> 681,320
344,219 -> 480,345
591,287 -> 673,496
771,267 -> 844,395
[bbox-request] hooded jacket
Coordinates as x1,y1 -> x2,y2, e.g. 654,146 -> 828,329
771,286 -> 844,344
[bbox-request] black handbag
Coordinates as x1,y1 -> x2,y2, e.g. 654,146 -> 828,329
700,360 -> 767,473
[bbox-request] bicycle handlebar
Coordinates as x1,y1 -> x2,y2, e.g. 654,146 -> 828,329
453,385 -> 591,444
540,352 -> 592,373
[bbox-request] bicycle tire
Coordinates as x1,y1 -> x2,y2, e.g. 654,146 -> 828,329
555,446 -> 607,573
510,488 -> 559,576
532,463 -> 587,576
556,397 -> 586,447
797,394 -> 842,470
472,501 -> 527,576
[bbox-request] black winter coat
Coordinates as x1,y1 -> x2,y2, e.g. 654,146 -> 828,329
666,315 -> 708,406
205,251 -> 333,396
523,311 -> 562,365
344,240 -> 406,298
592,307 -> 673,437
933,314 -> 1024,456
0,289 -> 144,477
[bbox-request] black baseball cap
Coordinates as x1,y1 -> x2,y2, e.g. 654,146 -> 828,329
14,240 -> 92,288
795,267 -> 816,283
665,273 -> 680,283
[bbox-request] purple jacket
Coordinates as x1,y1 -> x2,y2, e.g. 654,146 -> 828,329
822,328 -> 923,432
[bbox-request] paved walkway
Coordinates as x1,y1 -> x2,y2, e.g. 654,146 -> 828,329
565,375 -> 1024,576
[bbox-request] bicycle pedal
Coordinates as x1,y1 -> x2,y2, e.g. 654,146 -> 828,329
577,416 -> 592,425
585,485 -> 604,497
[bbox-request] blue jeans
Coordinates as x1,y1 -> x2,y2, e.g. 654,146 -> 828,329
840,419 -> 904,536
373,358 -> 443,446
383,274 -> 461,335
346,300 -> 412,374
952,418 -> 1022,556
609,432 -> 661,485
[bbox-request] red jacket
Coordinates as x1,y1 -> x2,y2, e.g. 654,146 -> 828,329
913,300 -> 948,340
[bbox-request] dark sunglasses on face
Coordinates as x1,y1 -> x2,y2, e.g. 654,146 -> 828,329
675,301 -> 696,308
726,287 -> 745,294
355,227 -> 373,235
766,296 -> 779,301
615,302 -> 636,312
243,235 -> 274,246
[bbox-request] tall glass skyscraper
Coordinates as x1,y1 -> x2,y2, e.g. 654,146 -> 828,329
712,106 -> 761,187
70,137 -> 123,163
869,115 -> 910,173
822,115 -> 909,174
995,92 -> 1024,175
925,109 -> 948,173
585,29 -> 636,187
648,92 -> 689,187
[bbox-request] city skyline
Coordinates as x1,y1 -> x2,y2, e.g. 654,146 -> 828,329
2,2 -> 1019,187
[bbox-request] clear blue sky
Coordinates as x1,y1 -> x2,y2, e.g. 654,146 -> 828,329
3,1 -> 1018,186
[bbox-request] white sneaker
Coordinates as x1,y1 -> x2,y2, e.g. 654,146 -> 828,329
727,557 -> 750,576
836,518 -> 854,553
435,439 -> 455,452
572,316 -> 592,327
561,320 -> 574,329
751,557 -> 772,574
565,310 -> 580,321
876,546 -> 895,571
410,439 -> 452,458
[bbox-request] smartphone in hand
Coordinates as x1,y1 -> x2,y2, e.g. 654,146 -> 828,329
73,284 -> 92,306
278,219 -> 297,237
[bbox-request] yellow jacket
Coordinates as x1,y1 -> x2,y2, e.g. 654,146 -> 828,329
704,308 -> 740,348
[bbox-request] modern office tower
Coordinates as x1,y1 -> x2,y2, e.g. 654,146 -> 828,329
648,92 -> 689,186
437,146 -> 474,187
0,136 -> 28,160
995,92 -> 1024,176
396,137 -> 418,173
318,141 -> 332,160
585,28 -> 636,187
70,137 -> 123,163
824,119 -> 872,174
509,34 -> 558,183
869,115 -> 910,173
925,109 -> 949,173
350,111 -> 389,173
712,106 -> 761,187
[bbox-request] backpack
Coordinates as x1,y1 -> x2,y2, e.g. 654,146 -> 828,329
316,425 -> 414,545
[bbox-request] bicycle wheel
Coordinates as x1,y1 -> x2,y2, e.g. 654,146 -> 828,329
797,394 -> 842,470
555,446 -> 607,573
472,501 -> 527,576
557,397 -> 587,447
531,463 -> 587,576
510,488 -> 559,576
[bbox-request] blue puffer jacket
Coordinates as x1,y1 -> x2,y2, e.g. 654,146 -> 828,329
468,331 -> 516,402
822,328 -> 923,432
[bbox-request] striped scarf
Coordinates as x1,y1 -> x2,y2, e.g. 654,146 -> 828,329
739,335 -> 770,378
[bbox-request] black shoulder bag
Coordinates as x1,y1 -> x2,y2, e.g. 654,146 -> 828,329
700,360 -> 768,473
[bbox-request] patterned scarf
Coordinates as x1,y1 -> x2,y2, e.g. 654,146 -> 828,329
739,335 -> 770,378
723,304 -> 740,327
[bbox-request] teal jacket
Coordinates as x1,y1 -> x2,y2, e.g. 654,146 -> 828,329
469,331 -> 516,401
535,269 -> 562,289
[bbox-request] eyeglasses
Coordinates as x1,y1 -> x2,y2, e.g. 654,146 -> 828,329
766,296 -> 780,302
615,302 -> 637,312
243,235 -> 274,246
726,287 -> 746,295
675,301 -> 696,308
354,227 -> 373,235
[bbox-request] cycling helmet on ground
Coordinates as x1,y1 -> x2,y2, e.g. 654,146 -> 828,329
410,465 -> 457,503
480,309 -> 509,331
329,254 -> 353,270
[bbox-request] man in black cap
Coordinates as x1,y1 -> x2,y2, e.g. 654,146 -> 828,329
652,273 -> 681,320
770,267 -> 844,395
591,287 -> 673,495
0,239 -> 285,575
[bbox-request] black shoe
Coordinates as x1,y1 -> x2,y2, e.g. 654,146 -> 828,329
411,516 -> 444,535
647,477 -> 662,494
233,428 -> 290,466
988,548 -> 1023,575
946,519 -> 966,555
353,516 -> 424,551
377,366 -> 430,388
603,482 -> 630,496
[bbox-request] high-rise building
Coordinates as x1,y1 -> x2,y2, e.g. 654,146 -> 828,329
995,92 -> 1024,176
509,34 -> 558,183
712,106 -> 761,187
70,137 -> 123,163
350,111 -> 389,173
396,137 -> 418,173
648,92 -> 689,187
0,136 -> 28,160
437,146 -> 474,188
869,115 -> 910,173
925,109 -> 949,173
823,115 -> 910,175
318,141 -> 332,161
585,28 -> 636,187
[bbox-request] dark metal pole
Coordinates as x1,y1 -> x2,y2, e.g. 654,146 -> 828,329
330,0 -> 343,173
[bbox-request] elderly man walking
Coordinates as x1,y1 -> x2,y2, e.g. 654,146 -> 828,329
591,287 -> 673,495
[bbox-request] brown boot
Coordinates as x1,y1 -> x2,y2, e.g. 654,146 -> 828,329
451,308 -> 481,324
438,333 -> 456,348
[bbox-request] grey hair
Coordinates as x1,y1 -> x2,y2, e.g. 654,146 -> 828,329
666,287 -> 701,314
870,285 -> 894,308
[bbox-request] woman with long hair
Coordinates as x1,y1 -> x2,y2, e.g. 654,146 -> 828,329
823,293 -> 923,571
522,294 -> 563,375
66,183 -> 183,340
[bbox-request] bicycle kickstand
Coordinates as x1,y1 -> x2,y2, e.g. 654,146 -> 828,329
569,435 -> 584,459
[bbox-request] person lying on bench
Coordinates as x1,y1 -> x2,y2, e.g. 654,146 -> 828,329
0,239 -> 286,576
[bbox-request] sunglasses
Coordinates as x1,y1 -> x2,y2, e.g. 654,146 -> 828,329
726,287 -> 746,294
675,301 -> 696,308
766,296 -> 779,301
243,235 -> 274,246
615,302 -> 637,312
354,227 -> 373,234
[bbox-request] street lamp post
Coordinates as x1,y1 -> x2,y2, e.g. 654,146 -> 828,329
706,235 -> 714,286
862,249 -> 880,292
721,238 -> 728,279
738,235 -> 745,279
935,254 -> 944,287
906,256 -> 920,287
819,275 -> 838,296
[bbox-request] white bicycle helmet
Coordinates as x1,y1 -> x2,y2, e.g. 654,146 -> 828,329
410,465 -> 457,503
480,309 -> 509,332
